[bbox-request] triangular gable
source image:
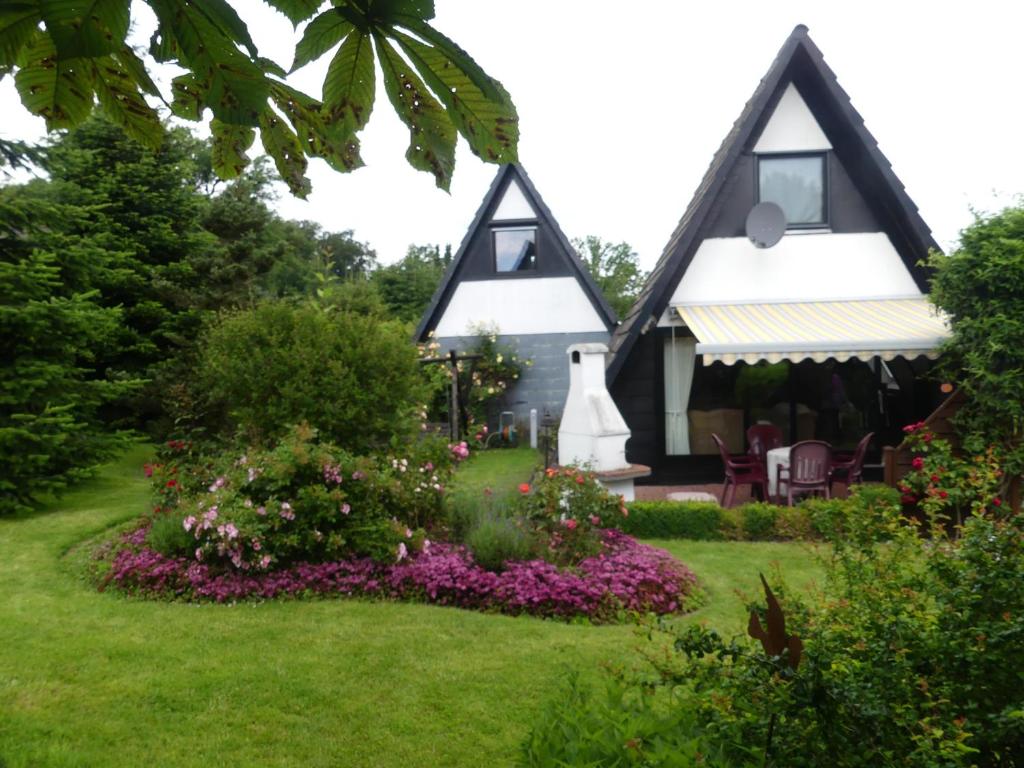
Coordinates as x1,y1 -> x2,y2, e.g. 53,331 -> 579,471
415,163 -> 618,341
607,24 -> 940,382
753,83 -> 831,152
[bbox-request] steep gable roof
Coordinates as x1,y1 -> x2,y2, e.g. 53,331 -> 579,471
415,163 -> 618,341
606,24 -> 941,381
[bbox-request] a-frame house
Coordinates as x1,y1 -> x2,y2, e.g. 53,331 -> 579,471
607,25 -> 949,482
416,164 -> 618,423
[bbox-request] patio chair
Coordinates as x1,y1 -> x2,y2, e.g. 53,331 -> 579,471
829,432 -> 874,493
746,424 -> 782,501
747,423 -> 783,465
712,432 -> 768,508
777,440 -> 832,506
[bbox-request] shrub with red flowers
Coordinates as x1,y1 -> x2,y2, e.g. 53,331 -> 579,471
898,421 -> 1004,526
512,466 -> 628,565
101,526 -> 697,622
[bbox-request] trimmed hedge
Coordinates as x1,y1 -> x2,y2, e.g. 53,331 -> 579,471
617,485 -> 901,541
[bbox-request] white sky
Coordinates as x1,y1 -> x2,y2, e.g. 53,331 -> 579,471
2,1 -> 1022,269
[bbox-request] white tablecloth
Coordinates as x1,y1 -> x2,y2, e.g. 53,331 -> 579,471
766,446 -> 790,499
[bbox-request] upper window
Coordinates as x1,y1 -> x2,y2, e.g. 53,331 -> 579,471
494,227 -> 537,272
757,154 -> 827,227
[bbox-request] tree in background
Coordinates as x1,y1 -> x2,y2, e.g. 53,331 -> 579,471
572,236 -> 647,319
3,1 -> 517,193
373,243 -> 451,324
928,201 -> 1024,486
0,187 -> 137,514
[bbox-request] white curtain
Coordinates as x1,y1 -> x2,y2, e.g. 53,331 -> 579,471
664,335 -> 697,455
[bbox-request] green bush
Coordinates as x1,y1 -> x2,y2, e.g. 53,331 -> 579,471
465,511 -> 534,572
617,501 -> 724,539
154,426 -> 461,569
190,301 -> 426,453
739,502 -> 778,540
147,510 -> 193,556
533,483 -> 1024,766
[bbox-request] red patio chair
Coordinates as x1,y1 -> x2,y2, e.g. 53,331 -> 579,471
829,432 -> 874,493
777,440 -> 832,506
713,432 -> 768,508
747,423 -> 783,465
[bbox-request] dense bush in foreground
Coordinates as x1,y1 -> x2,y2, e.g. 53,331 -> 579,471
527,486 -> 1024,766
101,527 -> 697,622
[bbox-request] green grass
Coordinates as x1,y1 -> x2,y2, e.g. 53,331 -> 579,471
449,445 -> 541,501
0,447 -> 821,767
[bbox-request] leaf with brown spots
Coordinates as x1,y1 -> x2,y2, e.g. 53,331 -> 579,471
14,32 -> 95,129
322,29 -> 374,137
90,54 -> 162,148
211,119 -> 256,179
392,27 -> 517,165
40,0 -> 130,59
374,33 -> 455,191
258,107 -> 311,198
271,81 -> 363,173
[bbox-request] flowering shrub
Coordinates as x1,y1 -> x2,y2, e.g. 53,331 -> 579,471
514,467 -> 628,565
101,527 -> 697,622
149,426 -> 459,570
898,421 -> 1004,525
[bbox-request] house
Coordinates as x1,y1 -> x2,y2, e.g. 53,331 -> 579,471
607,24 -> 949,482
415,163 -> 618,423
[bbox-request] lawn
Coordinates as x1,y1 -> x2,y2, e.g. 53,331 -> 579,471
0,446 -> 820,767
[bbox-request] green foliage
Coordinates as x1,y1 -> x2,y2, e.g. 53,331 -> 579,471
146,509 -> 193,556
572,236 -> 647,319
928,201 -> 1024,480
515,467 -> 625,564
0,185 -> 135,514
619,487 -> 903,543
536,483 -> 1024,766
373,243 -> 451,324
459,327 -> 526,430
617,501 -> 726,540
522,674 -> 742,768
4,0 -> 519,193
898,421 -> 1005,524
156,425 -> 458,567
464,508 -> 534,572
192,301 -> 425,452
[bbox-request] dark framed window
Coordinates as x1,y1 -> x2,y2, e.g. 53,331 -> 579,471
493,227 -> 537,272
757,153 -> 828,227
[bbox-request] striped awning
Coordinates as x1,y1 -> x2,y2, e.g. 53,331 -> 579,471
674,297 -> 948,365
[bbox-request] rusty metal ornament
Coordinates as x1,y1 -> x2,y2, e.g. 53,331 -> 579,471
748,573 -> 803,670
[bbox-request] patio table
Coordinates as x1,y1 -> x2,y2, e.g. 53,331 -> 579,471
766,446 -> 790,500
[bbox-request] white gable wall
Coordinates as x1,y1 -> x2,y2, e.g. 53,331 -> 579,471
434,277 -> 607,336
659,232 -> 921,325
753,83 -> 832,153
491,180 -> 536,220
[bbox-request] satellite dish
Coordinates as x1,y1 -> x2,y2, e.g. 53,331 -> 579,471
745,202 -> 786,249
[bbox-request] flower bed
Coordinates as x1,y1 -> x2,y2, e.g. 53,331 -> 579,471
101,527 -> 697,623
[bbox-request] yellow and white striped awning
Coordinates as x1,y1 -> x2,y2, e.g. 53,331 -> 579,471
675,297 -> 948,366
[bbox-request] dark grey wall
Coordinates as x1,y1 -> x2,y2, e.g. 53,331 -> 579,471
456,220 -> 574,281
706,152 -> 881,237
436,331 -> 610,428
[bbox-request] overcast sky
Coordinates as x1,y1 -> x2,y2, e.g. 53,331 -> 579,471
2,1 -> 1022,269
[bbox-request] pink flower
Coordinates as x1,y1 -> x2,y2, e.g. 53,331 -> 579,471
341,503 -> 351,515
194,548 -> 203,561
565,519 -> 578,531
405,528 -> 413,539
280,502 -> 295,521
183,516 -> 196,532
422,539 -> 431,554
518,483 -> 531,494
224,523 -> 238,539
938,490 -> 948,499
143,464 -> 154,478
252,539 -> 261,551
590,515 -> 601,526
208,476 -> 226,493
256,506 -> 267,516
993,497 -> 1003,507
397,542 -> 409,561
260,555 -> 271,569
911,457 -> 924,470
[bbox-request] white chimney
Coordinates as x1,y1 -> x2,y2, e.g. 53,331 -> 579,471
558,344 -> 647,499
